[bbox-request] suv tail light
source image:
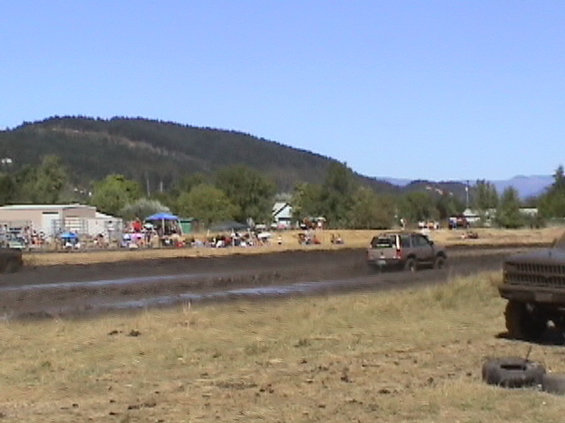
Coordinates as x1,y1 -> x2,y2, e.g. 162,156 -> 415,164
393,235 -> 402,260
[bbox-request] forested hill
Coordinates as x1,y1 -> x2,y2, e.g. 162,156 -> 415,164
0,116 -> 397,193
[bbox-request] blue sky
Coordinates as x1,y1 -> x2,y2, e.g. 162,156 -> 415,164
2,1 -> 564,181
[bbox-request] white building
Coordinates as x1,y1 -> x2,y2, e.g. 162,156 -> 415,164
0,204 -> 122,239
272,202 -> 293,229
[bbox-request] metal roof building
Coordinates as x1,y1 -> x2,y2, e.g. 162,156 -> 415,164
0,204 -> 121,238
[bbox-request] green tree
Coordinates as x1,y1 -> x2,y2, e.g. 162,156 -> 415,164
320,162 -> 357,228
145,190 -> 176,214
12,165 -> 35,203
553,165 -> 565,191
473,180 -> 499,224
347,187 -> 395,229
435,192 -> 464,221
216,165 -> 276,224
473,180 -> 499,211
174,173 -> 208,194
34,155 -> 68,203
397,191 -> 437,224
90,174 -> 142,216
496,187 -> 524,228
0,173 -> 16,205
120,198 -> 170,220
539,165 -> 565,219
291,182 -> 324,223
177,184 -> 239,227
15,155 -> 68,203
539,193 -> 565,219
165,173 -> 209,213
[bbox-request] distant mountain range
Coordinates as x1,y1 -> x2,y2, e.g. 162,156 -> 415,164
380,175 -> 553,199
491,175 -> 553,199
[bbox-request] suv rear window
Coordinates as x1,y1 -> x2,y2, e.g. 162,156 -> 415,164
399,235 -> 411,248
371,235 -> 396,248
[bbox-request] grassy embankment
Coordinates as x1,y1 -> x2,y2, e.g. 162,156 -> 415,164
1,271 -> 565,422
23,226 -> 565,266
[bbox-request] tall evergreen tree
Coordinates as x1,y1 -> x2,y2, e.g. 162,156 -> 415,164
553,165 -> 565,191
473,180 -> 499,224
474,180 -> 499,210
539,165 -> 565,218
496,187 -> 523,228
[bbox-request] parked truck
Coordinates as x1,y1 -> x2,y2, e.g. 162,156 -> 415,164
499,232 -> 565,340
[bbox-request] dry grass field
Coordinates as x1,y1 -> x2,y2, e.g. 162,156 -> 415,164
2,271 -> 565,422
23,226 -> 565,267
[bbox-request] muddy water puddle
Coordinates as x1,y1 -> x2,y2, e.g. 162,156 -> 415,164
94,277 -> 386,310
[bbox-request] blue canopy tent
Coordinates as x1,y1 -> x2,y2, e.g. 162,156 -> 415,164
60,231 -> 79,248
145,212 -> 178,221
145,212 -> 181,235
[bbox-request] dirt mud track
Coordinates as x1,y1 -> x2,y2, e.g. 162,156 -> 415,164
0,246 -> 530,319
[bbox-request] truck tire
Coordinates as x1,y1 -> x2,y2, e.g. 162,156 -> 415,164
482,357 -> 545,388
505,301 -> 546,341
542,373 -> 565,395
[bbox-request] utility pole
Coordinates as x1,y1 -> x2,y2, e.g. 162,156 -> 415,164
465,180 -> 470,209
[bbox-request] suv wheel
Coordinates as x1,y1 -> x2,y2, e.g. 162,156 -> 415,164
434,256 -> 446,269
505,301 -> 547,341
404,258 -> 417,272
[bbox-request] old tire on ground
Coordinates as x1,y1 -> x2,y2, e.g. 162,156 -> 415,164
542,373 -> 565,395
434,256 -> 446,269
404,258 -> 417,272
505,301 -> 547,341
482,357 -> 546,388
